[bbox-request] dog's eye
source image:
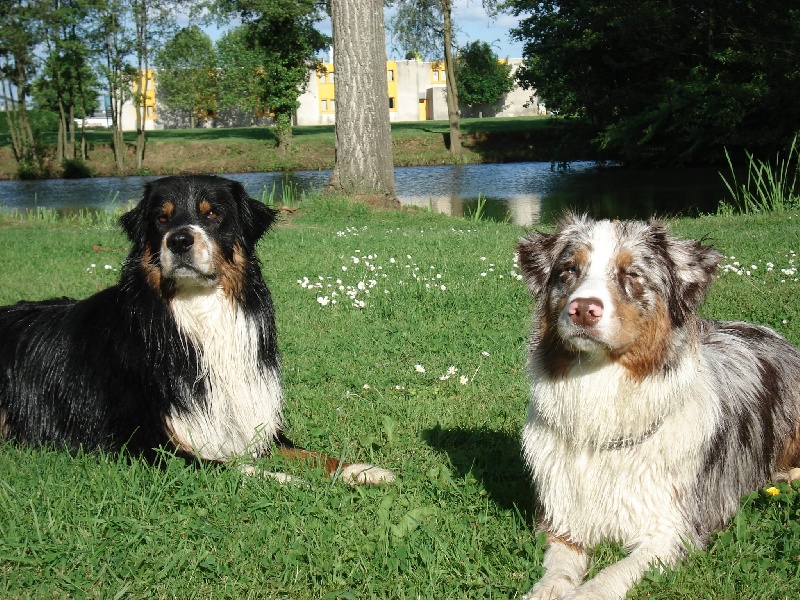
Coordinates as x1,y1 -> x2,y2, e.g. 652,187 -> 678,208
626,270 -> 640,279
156,214 -> 169,224
561,264 -> 577,275
205,210 -> 218,220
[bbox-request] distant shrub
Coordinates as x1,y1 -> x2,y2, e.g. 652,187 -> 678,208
17,161 -> 42,180
61,158 -> 94,178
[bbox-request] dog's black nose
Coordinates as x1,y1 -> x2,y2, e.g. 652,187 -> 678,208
166,230 -> 194,254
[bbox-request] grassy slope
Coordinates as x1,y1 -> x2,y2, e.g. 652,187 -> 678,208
0,204 -> 798,598
0,117 -> 597,180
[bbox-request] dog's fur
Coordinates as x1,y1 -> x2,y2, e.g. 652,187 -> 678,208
517,214 -> 800,599
0,175 -> 393,485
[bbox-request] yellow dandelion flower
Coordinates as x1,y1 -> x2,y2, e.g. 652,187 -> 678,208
765,486 -> 780,497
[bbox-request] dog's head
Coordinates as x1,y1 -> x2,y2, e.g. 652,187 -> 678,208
120,175 -> 276,298
517,214 -> 721,375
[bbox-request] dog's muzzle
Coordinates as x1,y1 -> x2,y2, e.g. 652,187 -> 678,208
162,226 -> 216,283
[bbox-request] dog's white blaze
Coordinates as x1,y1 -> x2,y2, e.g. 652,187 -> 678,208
167,288 -> 283,460
558,222 -> 618,349
523,350 -> 719,547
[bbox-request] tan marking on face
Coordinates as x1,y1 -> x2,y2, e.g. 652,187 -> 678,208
609,297 -> 672,380
216,242 -> 248,300
198,199 -> 212,217
142,245 -> 163,293
615,249 -> 633,273
160,201 -> 174,222
573,247 -> 590,269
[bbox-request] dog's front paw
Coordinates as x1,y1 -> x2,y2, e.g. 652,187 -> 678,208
339,463 -> 396,485
522,582 -> 570,600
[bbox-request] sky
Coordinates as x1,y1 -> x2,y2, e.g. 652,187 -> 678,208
322,3 -> 526,60
202,2 -> 526,60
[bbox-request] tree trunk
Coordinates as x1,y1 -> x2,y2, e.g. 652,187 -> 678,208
274,112 -> 293,154
327,0 -> 396,198
68,104 -> 75,159
442,0 -> 462,156
134,4 -> 147,171
2,61 -> 38,170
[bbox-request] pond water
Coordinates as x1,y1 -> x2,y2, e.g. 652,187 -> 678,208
0,161 -> 731,225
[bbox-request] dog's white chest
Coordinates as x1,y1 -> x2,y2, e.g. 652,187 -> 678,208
522,356 -> 717,546
166,289 -> 283,460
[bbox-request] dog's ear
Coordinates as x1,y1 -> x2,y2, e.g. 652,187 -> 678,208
517,230 -> 563,296
650,222 -> 721,317
119,192 -> 150,253
232,182 -> 277,251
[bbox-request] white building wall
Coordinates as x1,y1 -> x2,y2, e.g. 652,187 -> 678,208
147,59 -> 539,131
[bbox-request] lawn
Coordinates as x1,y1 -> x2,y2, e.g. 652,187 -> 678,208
0,199 -> 798,598
0,116 -> 598,180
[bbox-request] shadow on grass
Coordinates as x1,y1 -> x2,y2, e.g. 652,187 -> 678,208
422,424 -> 534,524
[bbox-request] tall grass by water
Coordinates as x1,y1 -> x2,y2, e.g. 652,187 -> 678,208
1,198 -> 799,598
720,135 -> 800,214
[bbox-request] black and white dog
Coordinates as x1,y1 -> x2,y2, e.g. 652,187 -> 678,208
517,214 -> 800,599
0,175 -> 393,485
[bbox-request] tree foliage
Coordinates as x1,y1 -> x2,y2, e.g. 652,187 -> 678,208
389,0 -> 464,154
211,0 -> 329,151
0,0 -> 46,176
509,0 -> 800,166
214,26 -> 266,118
455,40 -> 513,108
155,25 -> 216,126
84,0 -> 138,172
33,0 -> 101,163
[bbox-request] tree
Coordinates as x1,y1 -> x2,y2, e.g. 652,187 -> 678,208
212,0 -> 329,152
155,25 -> 216,128
509,0 -> 800,165
34,0 -> 100,164
215,26 -> 267,120
389,0 -> 462,155
130,1 -> 187,169
455,40 -> 513,110
327,0 -> 396,198
0,0 -> 45,176
89,0 -> 135,172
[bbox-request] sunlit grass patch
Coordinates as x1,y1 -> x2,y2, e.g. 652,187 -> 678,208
0,202 -> 799,598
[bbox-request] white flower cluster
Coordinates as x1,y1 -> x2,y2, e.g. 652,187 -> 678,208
719,251 -> 798,281
336,226 -> 368,238
85,263 -> 117,273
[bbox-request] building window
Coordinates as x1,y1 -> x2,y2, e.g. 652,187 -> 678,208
330,99 -> 335,111
388,69 -> 394,81
389,97 -> 395,109
431,62 -> 446,83
321,99 -> 327,111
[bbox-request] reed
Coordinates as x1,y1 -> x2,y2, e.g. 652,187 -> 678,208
720,136 -> 800,214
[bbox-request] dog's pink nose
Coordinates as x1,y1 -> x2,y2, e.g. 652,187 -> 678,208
568,297 -> 604,327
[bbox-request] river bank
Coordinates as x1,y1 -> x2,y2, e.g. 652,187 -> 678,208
0,116 -> 599,180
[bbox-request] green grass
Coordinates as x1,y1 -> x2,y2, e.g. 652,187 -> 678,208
1,202 -> 799,598
0,116 -> 555,148
720,136 -> 800,215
